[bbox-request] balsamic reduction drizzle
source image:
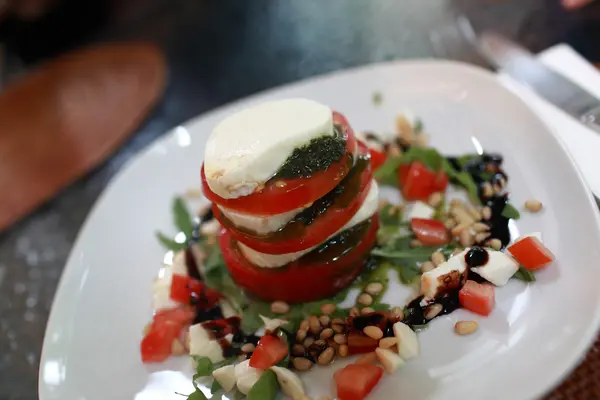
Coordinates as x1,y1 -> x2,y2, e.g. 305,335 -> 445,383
403,292 -> 461,329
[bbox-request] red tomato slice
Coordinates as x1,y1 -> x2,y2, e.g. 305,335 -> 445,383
249,335 -> 289,369
170,274 -> 222,308
201,111 -> 358,216
368,147 -> 387,171
459,280 -> 495,316
141,307 -> 195,363
219,217 -> 379,303
335,363 -> 384,400
507,237 -> 554,271
401,161 -> 438,201
432,169 -> 449,192
410,218 -> 450,246
347,332 -> 379,355
214,149 -> 373,254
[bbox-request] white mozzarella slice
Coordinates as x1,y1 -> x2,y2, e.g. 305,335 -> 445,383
471,250 -> 519,286
393,321 -> 420,360
213,365 -> 236,392
238,180 -> 379,268
204,99 -> 334,199
420,249 -> 468,299
189,324 -> 225,363
235,360 -> 262,395
407,201 -> 435,220
219,205 -> 302,234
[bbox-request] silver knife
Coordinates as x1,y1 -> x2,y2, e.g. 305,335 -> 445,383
477,32 -> 600,131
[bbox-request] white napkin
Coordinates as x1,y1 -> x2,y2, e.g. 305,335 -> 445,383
497,44 -> 600,196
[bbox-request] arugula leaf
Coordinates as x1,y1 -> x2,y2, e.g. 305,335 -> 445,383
395,263 -> 421,285
370,303 -> 392,311
156,232 -> 187,252
441,158 -> 480,204
210,380 -> 222,394
186,390 -> 208,400
513,266 -> 535,282
455,154 -> 481,169
373,156 -> 403,186
379,203 -> 403,227
248,370 -> 279,400
400,147 -> 444,171
173,197 -> 195,239
192,356 -> 213,377
501,203 -> 521,220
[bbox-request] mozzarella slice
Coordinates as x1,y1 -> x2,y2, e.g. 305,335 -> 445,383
238,180 -> 379,267
219,205 -> 302,234
189,324 -> 225,363
204,99 -> 334,199
471,250 -> 519,286
420,249 -> 468,299
213,365 -> 236,392
407,201 -> 435,220
393,321 -> 419,360
235,360 -> 262,395
270,366 -> 305,399
376,347 -> 406,373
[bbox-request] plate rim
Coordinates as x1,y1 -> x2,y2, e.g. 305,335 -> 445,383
39,59 -> 600,400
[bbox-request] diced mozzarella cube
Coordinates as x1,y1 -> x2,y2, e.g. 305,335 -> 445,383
189,324 -> 224,363
219,299 -> 238,319
270,366 -> 305,399
152,269 -> 179,311
420,249 -> 468,299
393,322 -> 419,360
213,365 -> 236,392
375,348 -> 406,373
407,201 -> 435,221
235,360 -> 262,395
471,250 -> 519,286
171,251 -> 188,276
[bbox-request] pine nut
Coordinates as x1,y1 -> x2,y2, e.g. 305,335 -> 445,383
241,343 -> 255,353
459,229 -> 474,247
319,315 -> 331,327
472,222 -> 490,233
428,192 -> 443,208
466,204 -> 482,220
388,144 -> 402,157
309,316 -> 322,334
444,218 -> 456,229
299,319 -> 310,331
292,344 -> 306,356
431,251 -> 446,266
525,199 -> 543,213
171,339 -> 186,356
425,304 -> 443,319
455,320 -> 479,335
320,303 -> 336,315
379,337 -> 398,349
451,207 -> 474,225
338,344 -> 349,357
356,352 -> 378,365
474,232 -> 491,243
293,357 -> 313,371
333,334 -> 347,345
296,329 -> 307,342
492,184 -> 502,194
451,221 -> 472,236
365,282 -> 384,296
331,318 -> 345,333
350,307 -> 360,317
320,328 -> 334,340
361,307 -> 375,315
363,326 -> 384,340
358,293 -> 373,306
420,260 -> 435,273
482,182 -> 493,198
317,347 -> 335,365
303,337 -> 315,349
391,307 -> 404,320
482,206 -> 492,220
488,238 -> 502,250
271,301 -> 290,314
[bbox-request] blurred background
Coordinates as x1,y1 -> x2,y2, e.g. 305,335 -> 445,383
0,0 -> 599,399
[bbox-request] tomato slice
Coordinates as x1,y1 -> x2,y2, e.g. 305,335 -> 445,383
170,274 -> 222,308
368,147 -> 387,171
401,161 -> 438,201
507,237 -> 553,271
459,280 -> 495,316
141,307 -> 195,363
410,218 -> 450,246
214,148 -> 373,254
219,217 -> 379,303
201,111 -> 358,216
335,363 -> 384,400
249,335 -> 289,369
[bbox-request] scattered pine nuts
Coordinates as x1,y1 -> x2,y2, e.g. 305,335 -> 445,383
271,301 -> 290,314
299,319 -> 310,331
319,315 -> 331,327
525,199 -> 543,213
420,261 -> 435,273
241,343 -> 255,353
451,221 -> 472,236
425,304 -> 443,320
449,199 -> 463,208
317,347 -> 335,365
482,206 -> 492,220
474,232 -> 491,243
350,307 -> 360,317
358,293 -> 373,306
361,307 -> 375,315
428,192 -> 443,208
292,344 -> 306,356
379,337 -> 398,349
466,204 -> 482,220
451,207 -> 474,225
333,334 -> 347,345
356,352 -> 378,365
331,318 -> 345,333
365,282 -> 384,296
309,316 -> 322,334
431,251 -> 446,266
293,357 -> 313,371
455,320 -> 479,335
488,238 -> 502,250
296,329 -> 307,342
459,229 -> 474,247
171,339 -> 186,356
338,344 -> 349,357
320,303 -> 336,315
320,328 -> 334,340
444,218 -> 457,229
472,222 -> 490,233
303,337 -> 315,349
378,199 -> 389,211
363,326 -> 384,340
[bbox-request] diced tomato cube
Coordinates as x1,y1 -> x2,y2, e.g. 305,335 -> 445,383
410,218 -> 450,246
169,274 -> 222,308
249,335 -> 289,369
169,274 -> 194,304
347,332 -> 379,355
335,363 -> 384,400
368,147 -> 387,171
401,161 -> 438,201
398,163 -> 411,186
141,307 -> 195,363
459,280 -> 495,316
432,169 -> 449,192
507,237 -> 554,271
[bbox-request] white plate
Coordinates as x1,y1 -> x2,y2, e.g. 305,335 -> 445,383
39,61 -> 600,400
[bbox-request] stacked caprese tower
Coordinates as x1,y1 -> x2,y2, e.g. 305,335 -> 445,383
201,99 -> 379,302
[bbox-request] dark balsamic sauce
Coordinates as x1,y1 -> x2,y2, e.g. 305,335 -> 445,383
403,292 -> 461,328
464,247 -> 489,268
483,195 -> 511,247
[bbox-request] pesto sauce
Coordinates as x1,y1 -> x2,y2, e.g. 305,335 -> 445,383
272,126 -> 346,180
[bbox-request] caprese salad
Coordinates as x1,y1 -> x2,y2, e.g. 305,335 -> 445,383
142,98 -> 555,400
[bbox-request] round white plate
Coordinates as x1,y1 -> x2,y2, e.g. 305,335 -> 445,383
39,61 -> 600,400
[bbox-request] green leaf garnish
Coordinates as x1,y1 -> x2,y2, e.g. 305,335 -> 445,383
372,91 -> 383,106
513,266 -> 535,282
173,197 -> 195,239
210,380 -> 222,394
399,147 -> 444,171
501,203 -> 521,220
186,390 -> 208,400
396,263 -> 421,285
373,156 -> 403,187
156,232 -> 187,252
247,370 -> 279,400
441,158 -> 480,204
413,118 -> 424,134
192,356 -> 213,377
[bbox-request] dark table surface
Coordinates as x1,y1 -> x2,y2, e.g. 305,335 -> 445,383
1,0 -> 598,399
